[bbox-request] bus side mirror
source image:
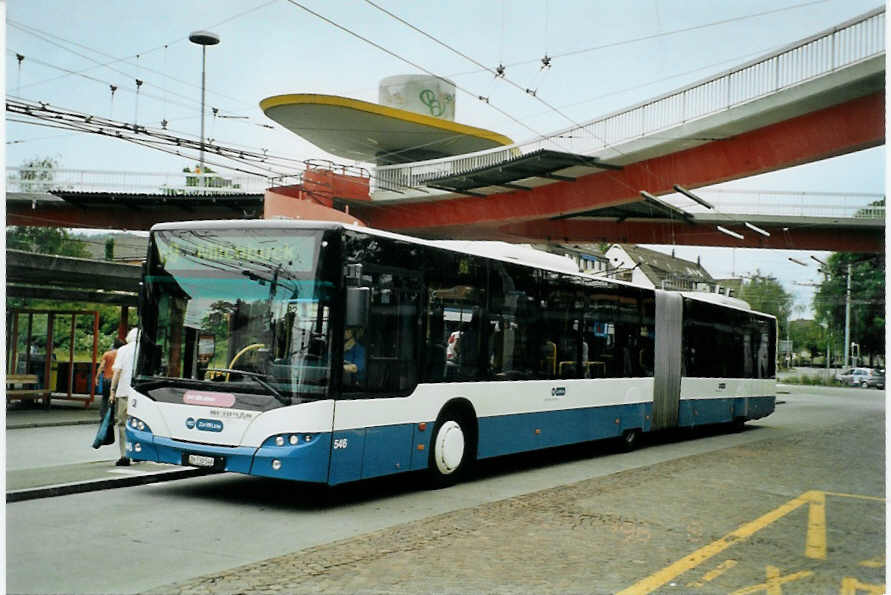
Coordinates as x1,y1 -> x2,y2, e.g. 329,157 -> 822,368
346,287 -> 370,328
137,261 -> 148,318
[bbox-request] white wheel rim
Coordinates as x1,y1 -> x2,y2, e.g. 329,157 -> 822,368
434,420 -> 465,475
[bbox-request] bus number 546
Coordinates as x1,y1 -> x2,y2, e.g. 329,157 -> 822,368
333,438 -> 349,450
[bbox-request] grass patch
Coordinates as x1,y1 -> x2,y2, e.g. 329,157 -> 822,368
781,374 -> 839,386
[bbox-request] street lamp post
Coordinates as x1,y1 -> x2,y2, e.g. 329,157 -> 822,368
189,30 -> 220,188
843,263 -> 852,367
790,255 -> 854,370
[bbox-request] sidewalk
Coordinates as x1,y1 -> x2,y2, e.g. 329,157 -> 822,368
6,398 -> 211,501
6,396 -> 100,429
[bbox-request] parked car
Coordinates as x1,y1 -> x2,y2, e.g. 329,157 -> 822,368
865,369 -> 885,389
835,367 -> 883,388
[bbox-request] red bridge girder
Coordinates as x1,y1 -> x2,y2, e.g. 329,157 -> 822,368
356,91 -> 884,252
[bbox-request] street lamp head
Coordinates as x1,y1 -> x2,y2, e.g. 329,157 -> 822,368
189,30 -> 220,46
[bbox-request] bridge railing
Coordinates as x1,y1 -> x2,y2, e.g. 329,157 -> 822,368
374,7 -> 884,193
670,190 -> 885,220
6,167 -> 271,195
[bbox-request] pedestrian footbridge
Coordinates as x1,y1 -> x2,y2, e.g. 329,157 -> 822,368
360,7 -> 885,251
6,9 -> 884,251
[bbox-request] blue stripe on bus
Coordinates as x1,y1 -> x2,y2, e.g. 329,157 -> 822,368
328,424 -> 420,485
478,396 -> 774,459
477,402 -> 650,459
129,395 -> 774,485
251,434 -> 332,483
128,433 -> 333,482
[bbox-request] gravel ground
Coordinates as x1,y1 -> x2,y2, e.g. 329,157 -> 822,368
147,414 -> 884,595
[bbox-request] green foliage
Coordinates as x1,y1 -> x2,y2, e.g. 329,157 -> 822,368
789,319 -> 826,358
8,303 -> 138,358
782,374 -> 825,386
738,272 -> 794,332
6,226 -> 90,258
813,252 -> 885,359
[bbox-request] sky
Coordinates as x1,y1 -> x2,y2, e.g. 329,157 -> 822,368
3,0 -> 886,317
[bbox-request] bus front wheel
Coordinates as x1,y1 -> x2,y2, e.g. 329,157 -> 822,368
428,414 -> 473,488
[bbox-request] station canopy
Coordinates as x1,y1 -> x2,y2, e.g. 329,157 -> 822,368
260,94 -> 513,165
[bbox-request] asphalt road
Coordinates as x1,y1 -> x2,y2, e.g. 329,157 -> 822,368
6,385 -> 884,594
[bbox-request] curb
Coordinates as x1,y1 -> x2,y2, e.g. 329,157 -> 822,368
7,467 -> 218,503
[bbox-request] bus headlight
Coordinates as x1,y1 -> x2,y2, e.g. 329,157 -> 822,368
289,435 -> 299,445
128,416 -> 151,433
272,459 -> 282,470
275,436 -> 285,446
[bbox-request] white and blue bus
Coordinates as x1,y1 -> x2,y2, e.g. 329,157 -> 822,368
126,220 -> 776,486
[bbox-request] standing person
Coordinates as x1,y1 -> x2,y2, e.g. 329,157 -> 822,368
95,337 -> 124,420
109,327 -> 138,466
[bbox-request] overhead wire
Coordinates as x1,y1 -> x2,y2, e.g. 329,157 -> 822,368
11,4 -> 609,189
443,0 -> 829,77
7,0 -> 277,109
363,0 -> 589,137
7,89 -> 309,169
8,1 -> 846,240
356,0 -> 687,209
7,98 -> 429,195
284,0 -> 554,144
7,22 -> 220,113
5,51 -> 206,115
350,2 -> 684,235
7,100 -> 295,178
361,0 -> 846,245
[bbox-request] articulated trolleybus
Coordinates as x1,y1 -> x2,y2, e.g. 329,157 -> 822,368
126,219 -> 776,486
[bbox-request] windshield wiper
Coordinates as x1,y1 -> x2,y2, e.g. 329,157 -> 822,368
133,377 -> 205,393
203,368 -> 289,404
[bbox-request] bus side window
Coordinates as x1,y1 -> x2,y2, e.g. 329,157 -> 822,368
424,302 -> 447,380
489,261 -> 540,381
342,232 -> 422,395
421,246 -> 486,383
362,270 -> 420,394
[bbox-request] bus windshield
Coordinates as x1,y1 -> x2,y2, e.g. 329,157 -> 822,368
135,228 -> 335,407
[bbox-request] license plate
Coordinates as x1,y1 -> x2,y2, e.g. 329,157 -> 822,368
187,454 -> 216,467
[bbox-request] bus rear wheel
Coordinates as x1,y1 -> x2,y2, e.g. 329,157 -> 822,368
428,414 -> 474,488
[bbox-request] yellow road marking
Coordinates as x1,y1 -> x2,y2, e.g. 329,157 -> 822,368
686,559 -> 738,588
805,491 -> 827,560
858,556 -> 885,568
617,492 -> 814,595
839,576 -> 886,594
730,565 -> 813,595
619,490 -> 884,595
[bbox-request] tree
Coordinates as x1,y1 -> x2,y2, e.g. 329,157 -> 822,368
7,226 -> 90,258
789,319 -> 826,360
738,272 -> 794,334
813,252 -> 885,364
